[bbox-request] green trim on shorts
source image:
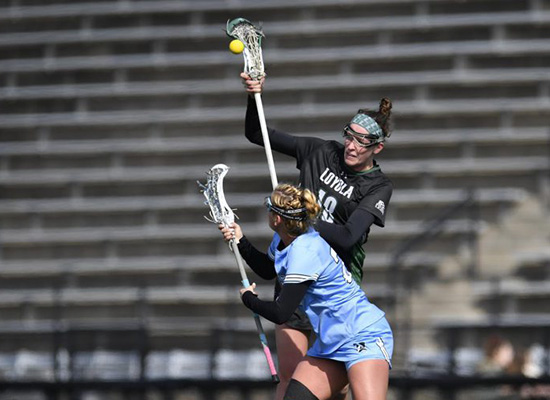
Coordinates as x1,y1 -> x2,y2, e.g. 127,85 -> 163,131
349,243 -> 365,285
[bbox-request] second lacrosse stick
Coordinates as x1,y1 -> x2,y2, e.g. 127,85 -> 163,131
198,163 -> 279,383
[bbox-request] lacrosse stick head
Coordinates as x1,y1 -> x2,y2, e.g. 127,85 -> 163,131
197,163 -> 235,227
226,17 -> 265,80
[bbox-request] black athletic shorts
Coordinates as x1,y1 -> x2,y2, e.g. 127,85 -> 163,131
274,280 -> 312,332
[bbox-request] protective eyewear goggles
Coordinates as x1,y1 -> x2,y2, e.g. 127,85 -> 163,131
342,124 -> 381,148
264,196 -> 307,221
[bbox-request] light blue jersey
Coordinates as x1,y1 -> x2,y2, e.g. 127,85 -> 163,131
268,228 -> 388,359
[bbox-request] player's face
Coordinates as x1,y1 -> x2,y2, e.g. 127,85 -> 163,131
265,197 -> 277,231
267,210 -> 276,231
342,124 -> 378,148
343,123 -> 384,171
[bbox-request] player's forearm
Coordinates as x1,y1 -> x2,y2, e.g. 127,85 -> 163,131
315,220 -> 358,250
315,210 -> 376,250
237,236 -> 277,280
245,95 -> 264,145
241,282 -> 310,325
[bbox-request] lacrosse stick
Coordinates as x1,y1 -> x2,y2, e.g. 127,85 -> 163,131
197,163 -> 279,384
226,18 -> 278,189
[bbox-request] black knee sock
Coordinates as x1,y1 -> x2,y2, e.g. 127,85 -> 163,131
283,379 -> 319,400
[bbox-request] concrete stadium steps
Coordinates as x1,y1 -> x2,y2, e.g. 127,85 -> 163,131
401,279 -> 486,350
145,316 -> 277,352
420,195 -> 550,350
2,14 -> 550,64
0,285 -> 272,322
473,278 -> 550,314
0,127 -> 548,164
0,3 -> 545,47
0,156 -> 546,199
0,255 -> 239,287
398,192 -> 550,363
0,6 -> 549,107
0,185 -> 526,290
1,97 -> 549,131
0,187 -> 527,227
0,283 -> 389,330
0,249 -> 444,290
4,68 -> 549,102
468,196 -> 550,279
0,218 -> 478,259
0,0 -> 538,36
3,68 -> 550,117
0,0 -> 549,378
472,233 -> 550,316
400,195 -> 550,353
514,249 -> 550,281
2,35 -> 550,78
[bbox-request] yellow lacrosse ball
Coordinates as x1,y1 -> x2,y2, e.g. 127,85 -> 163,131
229,39 -> 245,54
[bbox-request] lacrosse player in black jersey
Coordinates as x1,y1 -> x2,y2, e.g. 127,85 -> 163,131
231,72 -> 393,400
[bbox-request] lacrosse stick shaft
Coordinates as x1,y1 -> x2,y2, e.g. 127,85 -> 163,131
198,163 -> 278,382
230,239 -> 250,286
230,239 -> 280,383
254,92 -> 278,189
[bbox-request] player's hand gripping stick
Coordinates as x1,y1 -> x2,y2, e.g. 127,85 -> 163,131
198,164 -> 280,384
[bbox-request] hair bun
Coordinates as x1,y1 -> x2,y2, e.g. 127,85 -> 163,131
379,98 -> 392,116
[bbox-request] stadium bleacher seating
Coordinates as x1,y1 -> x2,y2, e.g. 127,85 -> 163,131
0,0 -> 549,396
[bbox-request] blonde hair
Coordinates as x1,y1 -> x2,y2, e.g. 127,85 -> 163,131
270,183 -> 321,236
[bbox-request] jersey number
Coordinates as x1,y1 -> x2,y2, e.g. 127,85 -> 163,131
318,189 -> 336,223
330,248 -> 352,284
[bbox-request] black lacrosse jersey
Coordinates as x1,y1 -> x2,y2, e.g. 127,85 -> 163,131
293,138 -> 393,281
245,96 -> 392,282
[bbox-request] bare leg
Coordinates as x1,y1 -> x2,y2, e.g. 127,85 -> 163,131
275,324 -> 310,400
289,356 -> 348,400
347,359 -> 389,400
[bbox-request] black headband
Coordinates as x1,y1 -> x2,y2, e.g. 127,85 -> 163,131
264,197 -> 307,221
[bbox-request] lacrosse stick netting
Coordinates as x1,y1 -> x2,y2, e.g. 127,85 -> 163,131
226,18 -> 278,189
197,163 -> 280,383
197,164 -> 235,228
226,17 -> 265,80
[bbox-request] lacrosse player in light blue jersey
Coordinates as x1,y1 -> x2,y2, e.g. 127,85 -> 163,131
220,183 -> 393,400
